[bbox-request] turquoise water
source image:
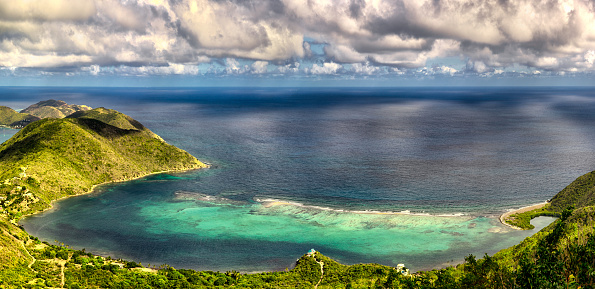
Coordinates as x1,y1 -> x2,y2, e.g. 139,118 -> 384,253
13,87 -> 595,272
0,127 -> 17,144
23,171 -> 555,272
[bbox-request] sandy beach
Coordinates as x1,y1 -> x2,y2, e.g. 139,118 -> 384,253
500,202 -> 549,230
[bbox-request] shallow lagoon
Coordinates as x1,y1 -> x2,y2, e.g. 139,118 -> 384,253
22,172 -> 556,272
13,87 -> 595,271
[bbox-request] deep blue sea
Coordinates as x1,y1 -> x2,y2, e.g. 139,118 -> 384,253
6,86 -> 595,272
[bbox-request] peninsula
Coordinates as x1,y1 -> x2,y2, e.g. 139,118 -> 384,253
1,101 -> 595,288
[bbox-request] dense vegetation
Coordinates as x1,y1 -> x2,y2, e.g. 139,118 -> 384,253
3,206 -> 595,288
0,106 -> 39,129
21,100 -> 91,119
550,170 -> 595,212
503,204 -> 559,230
504,169 -> 595,230
0,109 -> 206,222
0,105 -> 207,287
1,100 -> 90,129
2,101 -> 595,288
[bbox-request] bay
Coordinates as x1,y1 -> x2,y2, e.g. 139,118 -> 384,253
12,87 -> 595,271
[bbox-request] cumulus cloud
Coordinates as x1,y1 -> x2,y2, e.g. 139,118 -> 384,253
0,0 -> 97,21
277,62 -> 300,74
251,61 -> 269,74
1,0 -> 595,78
350,62 -> 381,75
225,58 -> 250,74
309,62 -> 343,74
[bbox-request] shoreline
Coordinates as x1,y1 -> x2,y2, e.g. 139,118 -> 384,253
499,201 -> 549,230
18,164 -> 209,223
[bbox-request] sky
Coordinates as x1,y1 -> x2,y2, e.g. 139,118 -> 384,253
1,0 -> 595,86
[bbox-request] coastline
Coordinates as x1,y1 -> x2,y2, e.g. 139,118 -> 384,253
18,164 -> 209,223
499,202 -> 549,230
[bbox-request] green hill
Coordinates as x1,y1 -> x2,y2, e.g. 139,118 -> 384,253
0,106 -> 40,129
1,99 -> 88,129
0,113 -> 206,218
21,99 -> 91,119
0,107 -> 207,286
549,170 -> 595,212
67,107 -> 145,131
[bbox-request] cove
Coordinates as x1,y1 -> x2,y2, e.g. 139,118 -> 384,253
21,170 -> 556,272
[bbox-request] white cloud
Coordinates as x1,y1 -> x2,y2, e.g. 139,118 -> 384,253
310,62 -> 343,74
277,62 -> 300,74
251,61 -> 269,74
89,65 -> 100,75
534,57 -> 559,69
173,0 -> 304,60
351,62 -> 381,75
0,0 -> 96,21
109,63 -> 200,76
434,66 -> 458,76
585,50 -> 595,66
225,58 -> 249,74
1,0 -> 595,78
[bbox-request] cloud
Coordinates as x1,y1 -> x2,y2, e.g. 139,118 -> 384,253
350,62 -> 381,75
251,61 -> 269,74
173,0 -> 304,60
309,62 -> 343,74
277,62 -> 300,74
0,0 -> 595,79
0,0 -> 96,21
225,58 -> 249,74
105,63 -> 200,76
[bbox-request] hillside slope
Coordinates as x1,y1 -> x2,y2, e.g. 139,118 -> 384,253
549,170 -> 595,212
21,99 -> 91,119
0,107 -> 207,286
0,110 -> 206,219
0,106 -> 40,129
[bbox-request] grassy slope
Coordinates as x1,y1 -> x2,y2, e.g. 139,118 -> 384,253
550,170 -> 595,212
497,172 -> 595,263
67,107 -> 146,131
0,107 -> 26,125
0,116 -> 206,213
0,106 -> 40,129
0,220 -> 34,286
25,106 -> 66,119
21,99 -> 91,119
0,109 -> 207,287
502,170 -> 595,230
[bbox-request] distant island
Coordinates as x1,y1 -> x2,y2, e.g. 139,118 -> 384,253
1,100 -> 595,288
0,99 -> 91,129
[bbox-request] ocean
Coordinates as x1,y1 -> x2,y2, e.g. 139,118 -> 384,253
7,86 -> 595,272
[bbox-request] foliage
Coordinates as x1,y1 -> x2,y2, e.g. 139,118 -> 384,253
67,107 -> 145,131
0,110 -> 207,223
0,106 -> 39,129
0,105 -> 207,288
550,170 -> 595,212
21,99 -> 91,119
504,204 -> 560,229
